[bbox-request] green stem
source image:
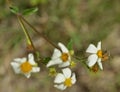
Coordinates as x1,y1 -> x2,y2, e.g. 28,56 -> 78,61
18,15 -> 62,52
17,15 -> 35,51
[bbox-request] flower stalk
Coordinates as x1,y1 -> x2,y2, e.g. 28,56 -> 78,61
18,14 -> 62,52
17,15 -> 35,51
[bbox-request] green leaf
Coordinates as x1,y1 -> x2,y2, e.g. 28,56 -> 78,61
67,39 -> 73,50
9,6 -> 19,14
43,57 -> 51,64
34,51 -> 41,61
22,7 -> 38,16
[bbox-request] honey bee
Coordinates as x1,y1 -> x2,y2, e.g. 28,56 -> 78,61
102,50 -> 110,62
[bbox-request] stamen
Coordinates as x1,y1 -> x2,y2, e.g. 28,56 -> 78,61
20,61 -> 32,73
61,53 -> 69,62
97,50 -> 102,58
64,78 -> 72,87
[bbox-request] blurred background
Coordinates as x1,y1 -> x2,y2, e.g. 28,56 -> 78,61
0,0 -> 120,92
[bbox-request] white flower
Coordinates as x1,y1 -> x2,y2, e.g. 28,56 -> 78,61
86,41 -> 103,70
11,53 -> 40,78
47,42 -> 71,67
54,68 -> 76,90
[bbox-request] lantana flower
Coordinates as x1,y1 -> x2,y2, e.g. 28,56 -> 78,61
86,41 -> 103,70
47,42 -> 71,67
54,68 -> 76,90
11,53 -> 40,78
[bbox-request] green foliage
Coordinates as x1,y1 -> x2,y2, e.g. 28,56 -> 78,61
67,39 -> 73,50
9,6 -> 38,16
9,6 -> 19,14
22,7 -> 38,16
43,57 -> 51,65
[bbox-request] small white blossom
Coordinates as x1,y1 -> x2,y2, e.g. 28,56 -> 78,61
54,68 -> 76,90
47,42 -> 71,67
11,53 -> 40,78
86,41 -> 103,70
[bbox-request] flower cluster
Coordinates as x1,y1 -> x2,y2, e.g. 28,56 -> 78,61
46,42 -> 77,90
10,6 -> 110,91
11,41 -> 109,90
11,41 -> 109,91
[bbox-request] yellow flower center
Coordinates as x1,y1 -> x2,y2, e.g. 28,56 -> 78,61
97,50 -> 102,58
20,61 -> 32,73
61,53 -> 69,62
64,78 -> 72,87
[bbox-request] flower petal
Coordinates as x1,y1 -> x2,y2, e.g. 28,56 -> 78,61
28,53 -> 36,65
97,58 -> 103,70
87,54 -> 98,67
58,42 -> 68,53
46,58 -> 62,67
14,58 -> 26,63
54,73 -> 65,83
32,67 -> 40,73
54,84 -> 67,90
71,73 -> 76,84
58,61 -> 70,67
86,44 -> 97,53
13,58 -> 22,62
62,68 -> 71,78
24,73 -> 31,78
97,41 -> 101,50
52,49 -> 61,59
11,62 -> 21,74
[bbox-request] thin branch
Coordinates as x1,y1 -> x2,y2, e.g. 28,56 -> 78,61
17,15 -> 35,51
18,14 -> 62,52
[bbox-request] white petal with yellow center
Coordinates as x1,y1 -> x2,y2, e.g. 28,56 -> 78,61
14,58 -> 26,64
71,73 -> 76,84
58,61 -> 70,67
58,42 -> 69,53
11,53 -> 40,78
54,73 -> 65,83
20,61 -> 32,73
87,54 -> 98,67
62,68 -> 71,78
24,73 -> 31,78
46,42 -> 71,67
46,58 -> 62,67
52,49 -> 61,59
54,84 -> 67,90
54,68 -> 76,90
32,67 -> 40,72
64,78 -> 72,87
86,44 -> 97,53
97,41 -> 101,50
11,62 -> 21,74
97,58 -> 103,70
28,54 -> 36,65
